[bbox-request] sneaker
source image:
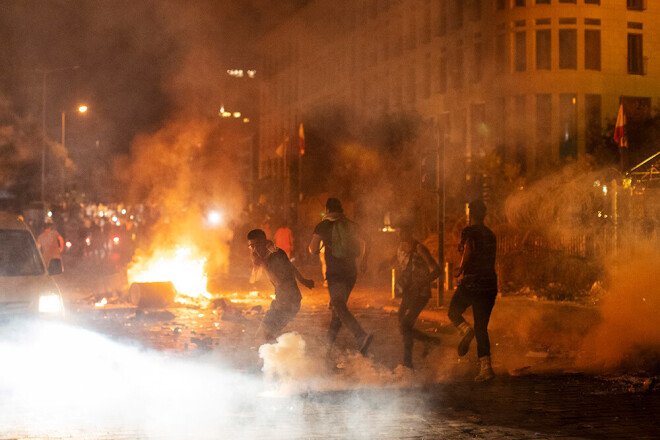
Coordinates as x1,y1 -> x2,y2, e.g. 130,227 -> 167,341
457,327 -> 474,357
474,356 -> 495,382
358,333 -> 374,356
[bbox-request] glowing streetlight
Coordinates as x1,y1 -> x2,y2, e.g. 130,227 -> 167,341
78,105 -> 88,113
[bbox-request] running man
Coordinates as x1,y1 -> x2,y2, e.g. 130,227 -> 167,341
248,229 -> 314,342
308,198 -> 373,357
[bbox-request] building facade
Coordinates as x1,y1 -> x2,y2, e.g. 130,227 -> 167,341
259,0 -> 660,179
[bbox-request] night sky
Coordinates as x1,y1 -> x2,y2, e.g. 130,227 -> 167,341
0,0 -> 307,156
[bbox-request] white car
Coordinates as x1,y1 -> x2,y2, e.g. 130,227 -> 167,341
0,212 -> 64,317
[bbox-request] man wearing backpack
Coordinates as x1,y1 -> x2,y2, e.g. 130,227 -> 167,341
309,198 -> 373,358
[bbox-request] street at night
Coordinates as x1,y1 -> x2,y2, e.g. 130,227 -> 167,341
2,0 -> 660,439
0,267 -> 658,439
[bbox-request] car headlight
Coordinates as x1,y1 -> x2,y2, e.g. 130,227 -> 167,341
39,294 -> 63,314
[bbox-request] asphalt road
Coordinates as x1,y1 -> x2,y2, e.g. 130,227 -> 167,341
0,270 -> 658,439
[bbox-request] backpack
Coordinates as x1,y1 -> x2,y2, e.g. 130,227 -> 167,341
330,219 -> 361,259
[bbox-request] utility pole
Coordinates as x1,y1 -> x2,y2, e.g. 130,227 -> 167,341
435,129 -> 446,307
38,65 -> 79,205
41,71 -> 47,205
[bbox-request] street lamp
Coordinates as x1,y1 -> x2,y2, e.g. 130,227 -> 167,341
61,104 -> 89,151
38,65 -> 80,205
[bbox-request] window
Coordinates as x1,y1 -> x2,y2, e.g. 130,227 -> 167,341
423,58 -> 431,98
585,94 -> 601,155
454,0 -> 463,29
435,0 -> 447,36
559,0 -> 576,3
471,103 -> 486,154
515,32 -> 526,72
408,68 -> 416,103
585,0 -> 600,4
514,95 -> 527,173
495,34 -> 507,74
473,42 -> 483,82
627,0 -> 646,11
494,98 -> 506,159
407,8 -> 416,49
454,49 -> 464,89
536,0 -> 550,4
559,94 -> 577,159
422,0 -> 431,43
469,0 -> 481,21
536,30 -> 551,70
536,94 -> 552,165
559,29 -> 577,69
496,0 -> 505,10
585,29 -> 601,70
515,0 -> 525,6
437,57 -> 448,93
628,33 -> 644,74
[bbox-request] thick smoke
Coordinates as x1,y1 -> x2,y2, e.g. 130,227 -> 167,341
578,246 -> 660,370
0,322 -> 429,438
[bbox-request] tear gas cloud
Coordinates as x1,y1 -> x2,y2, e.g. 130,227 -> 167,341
497,163 -> 660,372
0,322 -> 427,438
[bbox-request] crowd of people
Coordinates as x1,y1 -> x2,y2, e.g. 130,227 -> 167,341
248,197 -> 498,382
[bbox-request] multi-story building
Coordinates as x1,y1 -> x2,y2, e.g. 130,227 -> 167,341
259,0 -> 660,180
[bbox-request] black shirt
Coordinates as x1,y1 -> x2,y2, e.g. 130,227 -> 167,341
264,249 -> 302,304
460,224 -> 497,286
314,219 -> 358,281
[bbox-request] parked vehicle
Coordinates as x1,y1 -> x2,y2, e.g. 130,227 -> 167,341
0,212 -> 64,318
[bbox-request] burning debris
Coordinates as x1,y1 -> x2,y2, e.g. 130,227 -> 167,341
128,246 -> 212,305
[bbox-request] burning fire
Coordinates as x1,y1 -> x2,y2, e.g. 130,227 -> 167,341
127,247 -> 212,302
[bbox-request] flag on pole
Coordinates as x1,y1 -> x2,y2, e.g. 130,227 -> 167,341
298,123 -> 305,156
614,100 -> 628,148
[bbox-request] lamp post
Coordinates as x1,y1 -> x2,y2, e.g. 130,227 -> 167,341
39,65 -> 79,205
61,105 -> 88,150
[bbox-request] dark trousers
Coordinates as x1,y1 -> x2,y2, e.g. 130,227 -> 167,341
398,293 -> 440,367
327,275 -> 366,345
448,284 -> 497,358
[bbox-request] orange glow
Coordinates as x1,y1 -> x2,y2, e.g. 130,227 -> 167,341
127,247 -> 212,302
112,236 -> 120,244
85,237 -> 91,246
78,105 -> 88,113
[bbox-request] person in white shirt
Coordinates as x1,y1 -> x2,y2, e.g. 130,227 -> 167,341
37,219 -> 64,268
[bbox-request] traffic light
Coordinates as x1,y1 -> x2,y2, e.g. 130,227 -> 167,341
421,154 -> 438,191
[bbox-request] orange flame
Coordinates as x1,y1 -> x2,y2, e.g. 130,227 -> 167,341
127,247 -> 211,302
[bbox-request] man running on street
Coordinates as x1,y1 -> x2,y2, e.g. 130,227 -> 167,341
248,229 -> 313,342
449,200 -> 498,381
309,198 -> 373,358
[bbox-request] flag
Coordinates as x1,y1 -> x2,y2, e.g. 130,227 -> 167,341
298,123 -> 305,156
275,143 -> 284,157
614,100 -> 628,148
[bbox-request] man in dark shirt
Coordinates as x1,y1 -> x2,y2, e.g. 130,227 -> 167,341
308,198 -> 373,358
248,229 -> 313,342
449,199 -> 498,381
